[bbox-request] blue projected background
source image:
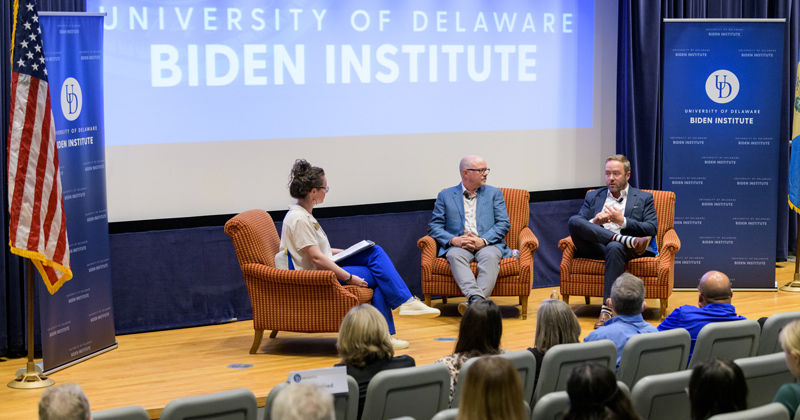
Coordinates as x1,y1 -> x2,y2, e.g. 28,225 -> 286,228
86,0 -> 617,222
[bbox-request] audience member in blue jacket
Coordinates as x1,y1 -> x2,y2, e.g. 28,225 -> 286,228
656,270 -> 745,358
584,273 -> 658,368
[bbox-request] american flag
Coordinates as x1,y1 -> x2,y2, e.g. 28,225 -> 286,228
7,0 -> 72,294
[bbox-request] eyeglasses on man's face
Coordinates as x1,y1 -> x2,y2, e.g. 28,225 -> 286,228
466,168 -> 490,174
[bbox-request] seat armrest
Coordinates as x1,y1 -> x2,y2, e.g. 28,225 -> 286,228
558,236 -> 576,252
241,263 -> 340,286
518,227 -> 539,254
660,229 -> 681,255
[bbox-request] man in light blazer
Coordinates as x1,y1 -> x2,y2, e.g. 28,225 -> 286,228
568,154 -> 657,329
428,155 -> 511,315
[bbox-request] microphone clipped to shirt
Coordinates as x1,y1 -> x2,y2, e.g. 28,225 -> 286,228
464,191 -> 475,200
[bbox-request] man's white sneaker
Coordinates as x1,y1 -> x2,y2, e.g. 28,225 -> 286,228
390,336 -> 409,350
398,297 -> 441,318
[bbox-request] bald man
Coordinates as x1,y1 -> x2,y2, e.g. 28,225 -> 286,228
428,155 -> 510,315
656,270 -> 746,357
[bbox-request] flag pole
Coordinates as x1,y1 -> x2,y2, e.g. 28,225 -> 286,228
780,212 -> 800,292
7,259 -> 55,389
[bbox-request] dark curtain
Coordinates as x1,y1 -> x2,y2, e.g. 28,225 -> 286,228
618,0 -> 800,262
0,0 -> 85,358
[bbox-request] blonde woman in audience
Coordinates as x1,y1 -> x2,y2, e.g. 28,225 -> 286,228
271,382 -> 335,420
38,383 -> 91,420
774,320 -> 800,418
457,357 -> 526,420
562,362 -> 640,420
334,304 -> 415,420
528,299 -> 581,391
436,299 -> 509,406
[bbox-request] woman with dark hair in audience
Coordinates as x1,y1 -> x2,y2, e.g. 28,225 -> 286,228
528,299 -> 581,391
334,304 -> 415,420
435,299 -> 509,406
276,159 -> 440,349
457,356 -> 526,420
774,320 -> 800,418
689,359 -> 747,420
562,362 -> 640,420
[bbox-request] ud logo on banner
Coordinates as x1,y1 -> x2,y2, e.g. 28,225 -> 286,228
705,70 -> 739,103
61,77 -> 82,121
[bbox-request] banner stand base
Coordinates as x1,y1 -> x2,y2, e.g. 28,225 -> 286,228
7,362 -> 55,389
779,273 -> 800,292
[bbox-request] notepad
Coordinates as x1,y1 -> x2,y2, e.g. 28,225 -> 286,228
331,240 -> 375,263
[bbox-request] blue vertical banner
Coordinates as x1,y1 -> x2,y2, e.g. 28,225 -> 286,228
39,13 -> 117,373
662,20 -> 784,288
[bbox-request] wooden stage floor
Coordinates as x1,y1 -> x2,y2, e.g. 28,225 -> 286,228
3,263 -> 800,419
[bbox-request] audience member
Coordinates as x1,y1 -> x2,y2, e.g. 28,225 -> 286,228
528,299 -> 581,390
688,359 -> 747,420
427,155 -> 510,315
275,159 -> 439,350
567,154 -> 657,329
334,304 -> 415,419
773,320 -> 800,418
436,299 -> 509,406
583,273 -> 657,367
39,383 -> 91,420
562,362 -> 640,420
457,356 -> 526,420
657,270 -> 745,358
271,382 -> 335,420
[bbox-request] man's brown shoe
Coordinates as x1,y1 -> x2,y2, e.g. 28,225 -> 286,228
594,312 -> 611,329
632,236 -> 652,255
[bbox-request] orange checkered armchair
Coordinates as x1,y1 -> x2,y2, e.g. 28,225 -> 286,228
558,190 -> 681,320
417,188 -> 539,319
225,209 -> 372,354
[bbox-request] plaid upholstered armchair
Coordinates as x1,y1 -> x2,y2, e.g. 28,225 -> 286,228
417,188 -> 539,319
224,209 -> 373,354
558,190 -> 681,320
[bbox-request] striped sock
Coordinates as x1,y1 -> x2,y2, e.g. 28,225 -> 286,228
612,234 -> 636,249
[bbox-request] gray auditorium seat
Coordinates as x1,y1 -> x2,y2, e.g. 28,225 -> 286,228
532,381 -> 629,420
431,409 -> 458,420
735,352 -> 796,408
159,388 -> 257,420
617,328 -> 691,388
707,402 -> 789,420
759,311 -> 800,355
532,339 -> 617,403
631,369 -> 692,420
688,319 -> 760,368
263,376 -> 358,420
91,405 -> 149,420
361,363 -> 450,420
451,350 -> 537,407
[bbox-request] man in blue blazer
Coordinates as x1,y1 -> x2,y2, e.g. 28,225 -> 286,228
568,154 -> 658,329
428,155 -> 511,314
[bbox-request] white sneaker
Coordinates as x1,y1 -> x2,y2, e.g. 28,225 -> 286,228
390,336 -> 409,350
398,297 -> 441,318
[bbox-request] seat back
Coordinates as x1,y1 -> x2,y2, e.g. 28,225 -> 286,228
159,388 -> 258,420
532,340 -> 618,403
617,329 -> 691,388
688,319 -> 761,369
631,369 -> 692,420
499,188 -> 529,250
735,353 -> 796,409
264,377 -> 358,420
224,209 -> 280,268
91,406 -> 149,420
431,408 -> 458,420
707,403 -> 790,420
531,391 -> 569,420
642,190 -> 675,253
759,311 -> 800,355
451,350 -> 537,407
361,364 -> 451,420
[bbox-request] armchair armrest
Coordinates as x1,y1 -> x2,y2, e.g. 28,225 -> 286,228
660,229 -> 681,256
417,235 -> 438,265
241,263 -> 341,287
517,227 -> 539,254
558,236 -> 576,253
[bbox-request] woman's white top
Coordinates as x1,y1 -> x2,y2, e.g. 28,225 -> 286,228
274,204 -> 332,270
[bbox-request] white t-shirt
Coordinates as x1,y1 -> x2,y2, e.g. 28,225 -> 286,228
275,204 -> 333,270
